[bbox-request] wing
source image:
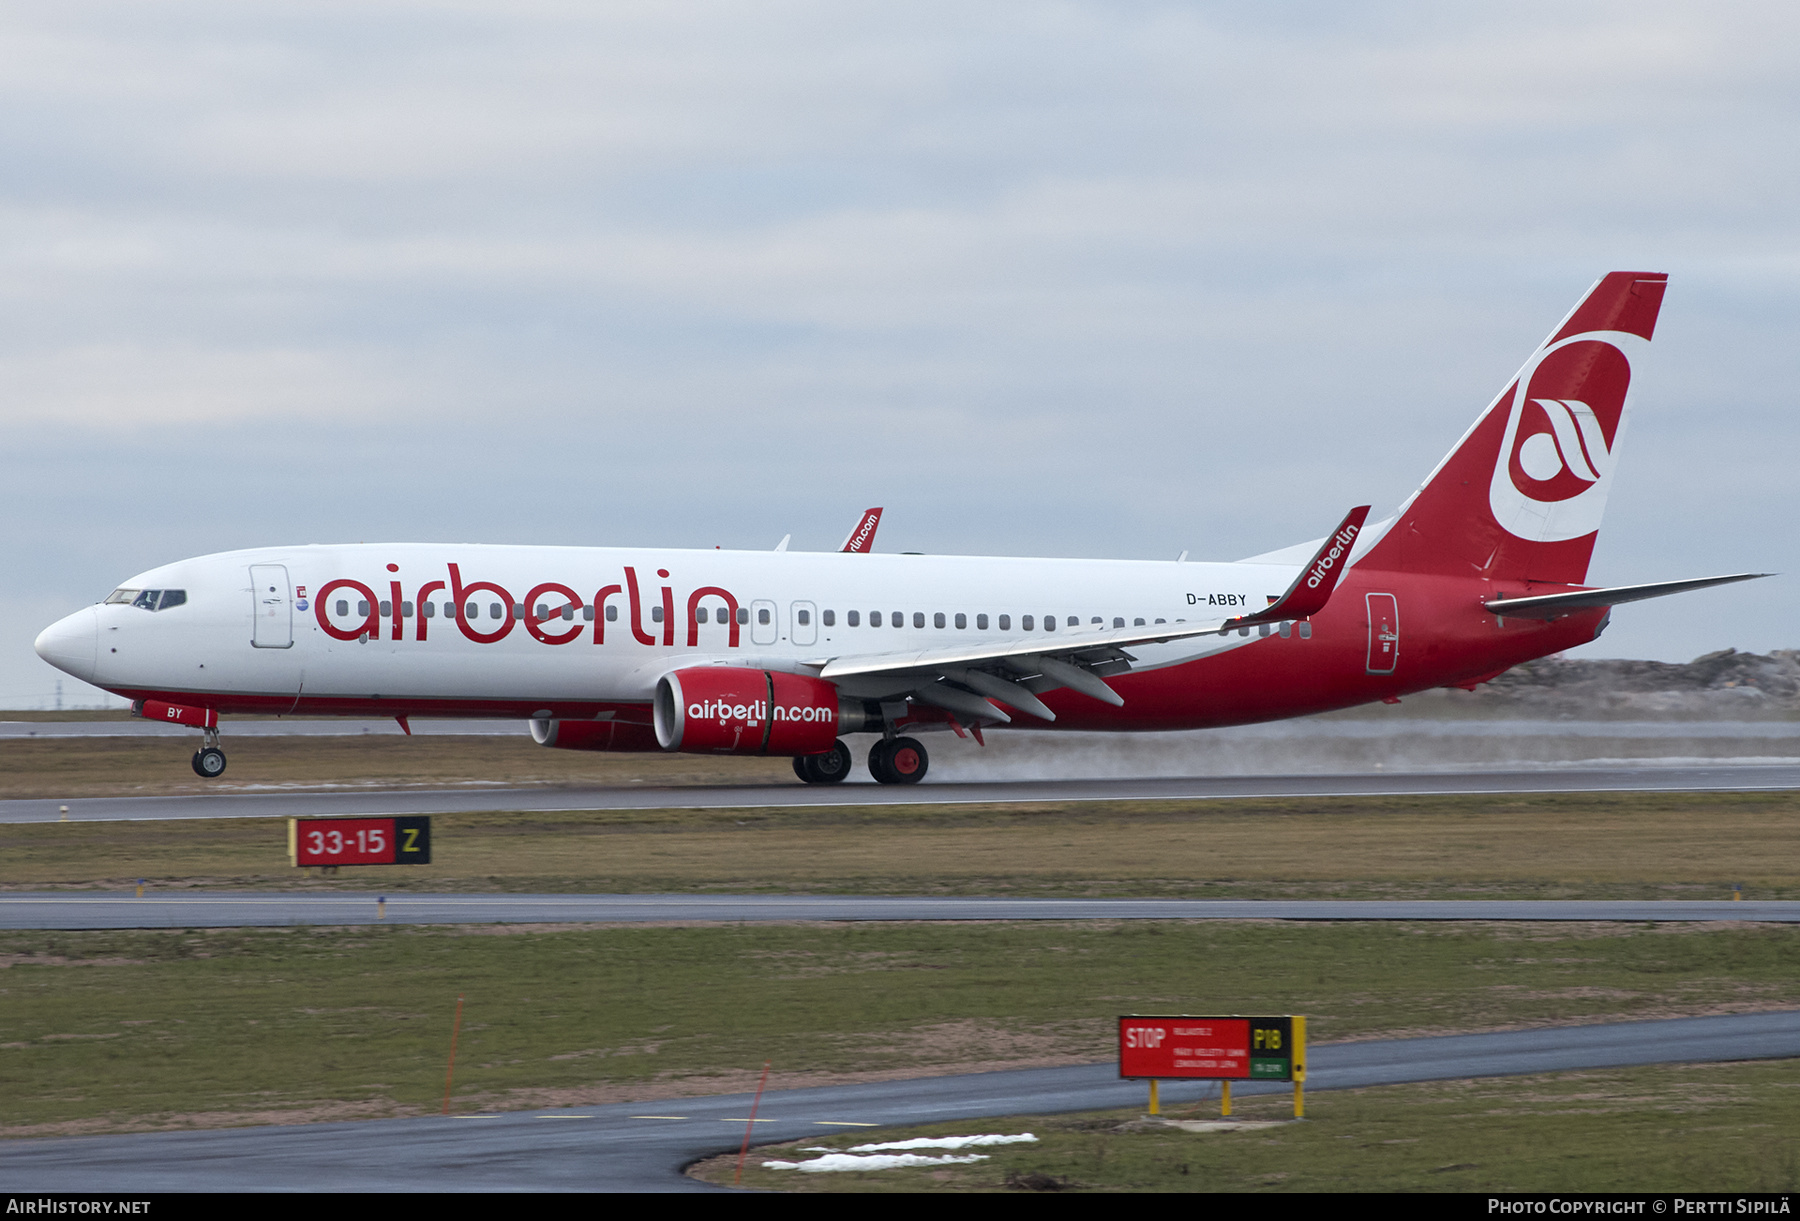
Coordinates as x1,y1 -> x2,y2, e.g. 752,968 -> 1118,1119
810,507 -> 1369,724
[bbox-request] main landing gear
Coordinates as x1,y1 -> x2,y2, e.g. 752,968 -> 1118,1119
868,736 -> 928,785
191,729 -> 227,778
793,740 -> 854,785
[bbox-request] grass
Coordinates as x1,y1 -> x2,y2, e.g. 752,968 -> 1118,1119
697,1058 -> 1800,1192
4,791 -> 1800,900
3,920 -> 1798,1137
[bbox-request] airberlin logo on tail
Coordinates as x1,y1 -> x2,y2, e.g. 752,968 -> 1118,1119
1304,522 -> 1361,590
1489,330 -> 1644,544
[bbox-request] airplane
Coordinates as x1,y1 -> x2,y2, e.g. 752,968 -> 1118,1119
33,271 -> 1767,785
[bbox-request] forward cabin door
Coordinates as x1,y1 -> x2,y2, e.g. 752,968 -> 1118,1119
1365,592 -> 1399,675
250,564 -> 294,649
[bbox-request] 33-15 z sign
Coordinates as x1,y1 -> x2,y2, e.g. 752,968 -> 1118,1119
289,816 -> 431,867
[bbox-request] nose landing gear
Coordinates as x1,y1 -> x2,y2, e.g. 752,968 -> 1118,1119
191,728 -> 227,778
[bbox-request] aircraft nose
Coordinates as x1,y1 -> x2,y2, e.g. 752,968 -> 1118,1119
34,606 -> 99,683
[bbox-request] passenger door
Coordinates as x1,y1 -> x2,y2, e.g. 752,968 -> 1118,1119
250,564 -> 293,649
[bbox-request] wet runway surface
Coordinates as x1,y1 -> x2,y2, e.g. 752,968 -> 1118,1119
5,1011 -> 1797,1191
5,762 -> 1800,824
6,892 -> 1798,930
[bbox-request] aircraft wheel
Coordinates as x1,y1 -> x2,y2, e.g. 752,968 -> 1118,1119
867,740 -> 896,784
793,740 -> 853,785
885,737 -> 928,784
192,747 -> 227,778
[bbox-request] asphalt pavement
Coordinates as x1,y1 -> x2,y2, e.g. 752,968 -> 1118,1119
5,892 -> 1798,929
6,762 -> 1800,824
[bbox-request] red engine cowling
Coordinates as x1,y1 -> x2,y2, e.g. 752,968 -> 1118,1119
529,718 -> 660,752
654,667 -> 846,755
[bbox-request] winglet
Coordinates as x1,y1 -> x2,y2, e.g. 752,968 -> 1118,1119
1226,505 -> 1370,628
841,508 -> 883,553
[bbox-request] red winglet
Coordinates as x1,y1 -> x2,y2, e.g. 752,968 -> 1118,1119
840,508 -> 883,553
1227,506 -> 1370,627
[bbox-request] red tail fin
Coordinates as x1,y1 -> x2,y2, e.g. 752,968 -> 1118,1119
1356,273 -> 1667,585
840,508 -> 883,553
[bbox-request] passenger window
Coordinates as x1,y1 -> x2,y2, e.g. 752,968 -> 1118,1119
977,614 -> 988,630
652,606 -> 665,623
336,600 -> 349,617
954,613 -> 966,629
561,605 -> 574,621
465,603 -> 476,619
511,604 -> 523,620
797,609 -> 811,626
892,611 -> 902,627
913,612 -> 925,629
489,604 -> 502,620
402,601 -> 413,617
1299,622 -> 1313,639
423,602 -> 436,619
848,610 -> 860,627
607,605 -> 620,622
1045,616 -> 1056,631
736,607 -> 749,625
822,610 -> 835,627
1113,617 -> 1124,628
357,600 -> 370,617
999,615 -> 1011,630
933,612 -> 945,628
870,611 -> 882,627
1068,616 -> 1079,627
583,605 -> 594,621
1134,618 -> 1145,626
696,607 -> 709,624
1155,618 -> 1166,624
380,601 -> 392,617
1022,615 -> 1034,630
758,608 -> 771,625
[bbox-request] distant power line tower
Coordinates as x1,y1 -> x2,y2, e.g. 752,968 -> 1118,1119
55,680 -> 62,713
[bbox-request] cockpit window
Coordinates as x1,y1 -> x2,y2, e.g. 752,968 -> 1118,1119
109,589 -> 187,611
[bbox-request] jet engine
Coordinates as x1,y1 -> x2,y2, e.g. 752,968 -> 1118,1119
653,666 -> 864,755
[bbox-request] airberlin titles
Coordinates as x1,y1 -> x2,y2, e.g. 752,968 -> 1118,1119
313,563 -> 743,649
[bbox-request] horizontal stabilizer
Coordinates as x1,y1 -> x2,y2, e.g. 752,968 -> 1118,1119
1483,573 -> 1771,620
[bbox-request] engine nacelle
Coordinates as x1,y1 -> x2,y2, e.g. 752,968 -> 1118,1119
529,718 -> 660,752
654,666 -> 858,755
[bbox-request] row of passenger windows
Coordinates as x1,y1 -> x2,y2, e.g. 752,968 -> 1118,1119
332,600 -> 1169,632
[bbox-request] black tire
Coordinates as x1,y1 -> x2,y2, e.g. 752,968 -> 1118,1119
809,740 -> 852,784
885,737 -> 928,784
867,739 -> 895,784
193,747 -> 227,778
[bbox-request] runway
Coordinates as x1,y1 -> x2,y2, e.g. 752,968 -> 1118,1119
6,891 -> 1799,929
4,1010 -> 1797,1192
5,762 -> 1800,824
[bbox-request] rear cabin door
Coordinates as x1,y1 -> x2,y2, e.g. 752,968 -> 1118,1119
1365,592 -> 1399,675
250,564 -> 294,649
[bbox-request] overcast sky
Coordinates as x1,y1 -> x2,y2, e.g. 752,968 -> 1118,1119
2,2 -> 1795,707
